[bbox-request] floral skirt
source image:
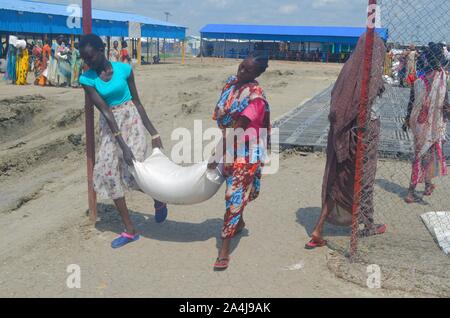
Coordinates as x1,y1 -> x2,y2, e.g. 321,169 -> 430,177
221,143 -> 264,239
94,101 -> 147,200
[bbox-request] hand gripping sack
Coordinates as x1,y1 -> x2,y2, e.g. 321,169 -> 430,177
130,148 -> 224,205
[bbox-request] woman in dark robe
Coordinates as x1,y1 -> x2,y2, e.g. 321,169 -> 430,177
305,33 -> 388,249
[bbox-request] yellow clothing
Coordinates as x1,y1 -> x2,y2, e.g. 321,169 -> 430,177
16,49 -> 30,85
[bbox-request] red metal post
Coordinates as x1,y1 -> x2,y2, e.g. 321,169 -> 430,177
82,0 -> 97,222
349,0 -> 377,260
82,0 -> 92,34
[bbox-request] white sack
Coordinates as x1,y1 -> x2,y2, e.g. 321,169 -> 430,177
8,35 -> 18,47
130,148 -> 224,205
16,40 -> 27,49
421,211 -> 450,255
8,36 -> 26,49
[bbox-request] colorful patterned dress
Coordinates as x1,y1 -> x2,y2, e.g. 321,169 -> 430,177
55,44 -> 71,87
4,45 -> 17,83
213,76 -> 271,239
70,48 -> 83,88
15,48 -> 29,85
39,44 -> 51,86
409,69 -> 448,186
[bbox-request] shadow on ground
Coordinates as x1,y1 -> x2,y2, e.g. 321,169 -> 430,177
375,179 -> 409,199
94,203 -> 248,256
296,207 -> 351,237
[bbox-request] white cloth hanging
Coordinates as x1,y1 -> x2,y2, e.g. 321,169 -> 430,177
130,148 -> 224,205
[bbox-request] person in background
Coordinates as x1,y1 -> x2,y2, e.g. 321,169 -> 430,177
384,46 -> 394,77
404,43 -> 449,203
439,43 -> 450,68
305,33 -> 387,250
55,39 -> 71,87
70,43 -> 83,88
120,40 -> 131,64
47,36 -> 63,85
4,41 -> 17,84
406,44 -> 417,87
208,54 -> 271,271
32,41 -> 43,85
109,40 -> 120,62
398,52 -> 408,87
38,39 -> 52,86
16,45 -> 30,85
79,34 -> 168,249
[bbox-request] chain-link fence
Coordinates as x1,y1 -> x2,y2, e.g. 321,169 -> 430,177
326,0 -> 450,296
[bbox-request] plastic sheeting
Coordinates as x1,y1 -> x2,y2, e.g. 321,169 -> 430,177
130,148 -> 224,205
421,211 -> 450,255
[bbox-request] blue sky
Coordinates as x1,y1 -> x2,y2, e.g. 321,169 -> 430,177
29,0 -> 369,35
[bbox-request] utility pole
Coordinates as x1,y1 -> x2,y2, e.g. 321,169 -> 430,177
82,0 -> 97,223
163,12 -> 172,61
164,12 -> 172,22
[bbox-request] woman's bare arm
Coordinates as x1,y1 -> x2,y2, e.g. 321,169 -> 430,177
127,71 -> 163,148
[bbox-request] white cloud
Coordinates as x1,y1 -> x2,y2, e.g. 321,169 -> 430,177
205,0 -> 231,8
278,4 -> 299,14
311,0 -> 341,9
28,0 -> 367,35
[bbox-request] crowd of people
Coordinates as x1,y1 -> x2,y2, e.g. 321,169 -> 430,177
3,35 -> 83,87
384,42 -> 450,87
2,35 -> 133,88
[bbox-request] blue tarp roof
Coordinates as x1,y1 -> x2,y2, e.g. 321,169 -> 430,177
200,24 -> 389,44
0,0 -> 186,39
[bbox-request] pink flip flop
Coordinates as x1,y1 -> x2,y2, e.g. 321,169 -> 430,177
305,238 -> 327,250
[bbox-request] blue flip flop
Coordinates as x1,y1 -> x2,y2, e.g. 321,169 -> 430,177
154,202 -> 168,224
111,232 -> 140,249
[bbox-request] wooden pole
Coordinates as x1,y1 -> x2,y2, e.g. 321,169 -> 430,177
71,34 -> 75,50
350,0 -> 377,261
146,37 -> 149,63
106,36 -> 110,60
82,0 -> 97,223
163,38 -> 166,63
157,38 -> 160,59
181,40 -> 185,64
150,37 -> 153,60
137,38 -> 142,66
223,37 -> 226,58
200,36 -> 203,62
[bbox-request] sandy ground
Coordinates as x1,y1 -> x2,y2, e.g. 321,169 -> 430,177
0,58 -> 436,298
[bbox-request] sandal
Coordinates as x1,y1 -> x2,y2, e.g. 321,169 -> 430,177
111,232 -> 140,249
404,193 -> 423,204
358,224 -> 387,238
305,237 -> 327,250
424,184 -> 436,196
214,257 -> 230,271
154,202 -> 168,224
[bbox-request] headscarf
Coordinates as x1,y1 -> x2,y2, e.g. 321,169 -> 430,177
213,76 -> 270,130
213,75 -> 272,153
328,32 -> 386,163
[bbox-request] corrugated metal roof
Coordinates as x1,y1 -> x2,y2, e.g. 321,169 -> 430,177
200,24 -> 388,41
0,0 -> 186,28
